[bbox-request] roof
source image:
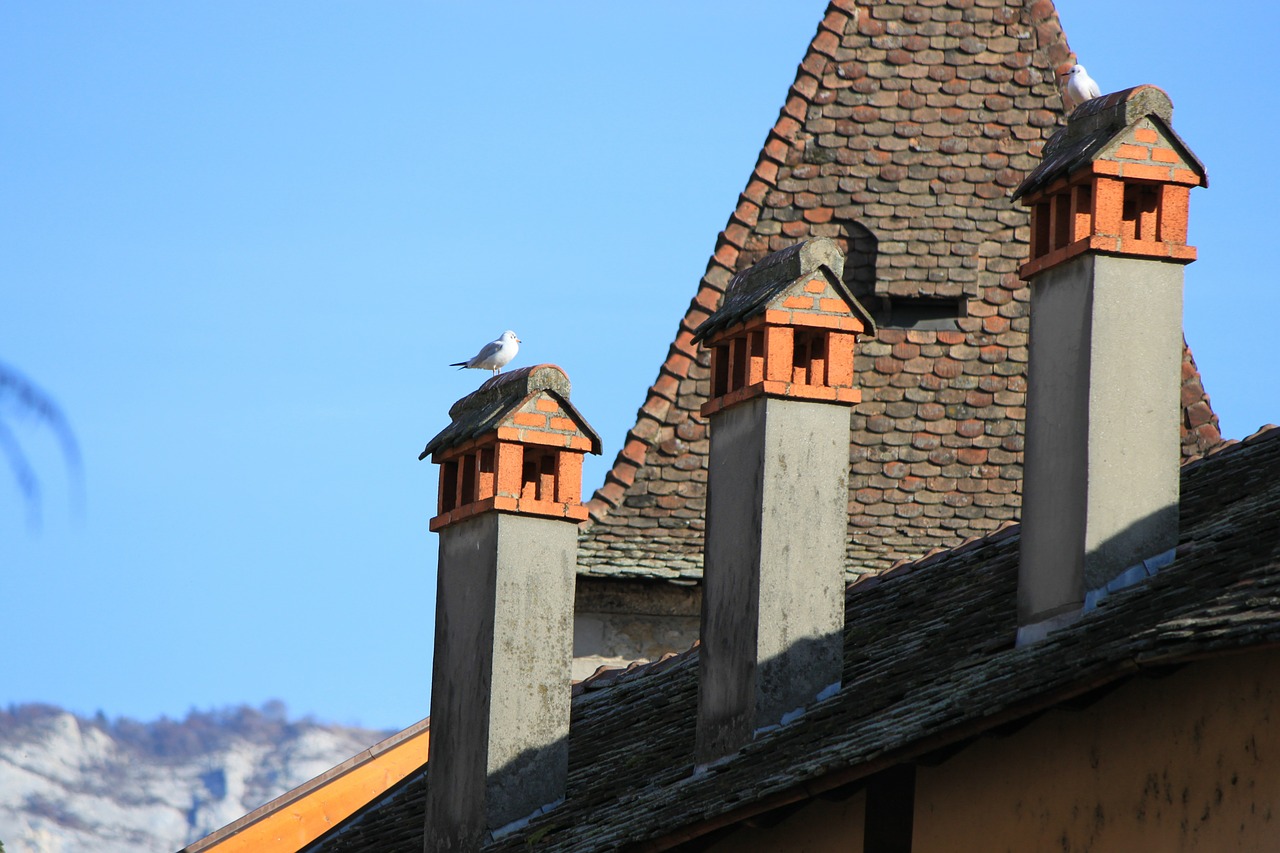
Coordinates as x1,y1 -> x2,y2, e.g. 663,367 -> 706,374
306,424 -> 1280,851
689,237 -> 874,344
418,364 -> 601,460
1012,84 -> 1208,201
577,0 -> 1222,583
180,719 -> 429,853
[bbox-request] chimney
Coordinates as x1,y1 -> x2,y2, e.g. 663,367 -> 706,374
417,364 -> 601,849
1011,87 -> 1207,643
691,238 -> 874,763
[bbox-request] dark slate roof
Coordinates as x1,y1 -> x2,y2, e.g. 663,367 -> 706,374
1012,85 -> 1208,201
307,424 -> 1280,852
418,364 -> 601,460
690,237 -> 874,344
577,0 -> 1223,583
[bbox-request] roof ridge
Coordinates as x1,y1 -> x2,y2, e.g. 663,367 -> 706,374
571,640 -> 701,698
1181,423 -> 1280,471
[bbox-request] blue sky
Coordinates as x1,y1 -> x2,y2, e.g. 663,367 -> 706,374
2,2 -> 1277,734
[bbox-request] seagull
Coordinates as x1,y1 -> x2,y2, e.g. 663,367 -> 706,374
1063,64 -> 1101,113
450,330 -> 520,375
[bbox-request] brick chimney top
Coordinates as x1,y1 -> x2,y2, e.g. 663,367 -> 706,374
1012,85 -> 1207,281
1014,85 -> 1205,203
419,364 -> 601,460
691,238 -> 875,418
420,363 -> 601,532
421,361 -> 595,845
1014,84 -> 1206,641
692,237 -> 873,345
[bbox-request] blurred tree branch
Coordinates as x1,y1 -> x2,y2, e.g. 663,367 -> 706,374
0,361 -> 82,528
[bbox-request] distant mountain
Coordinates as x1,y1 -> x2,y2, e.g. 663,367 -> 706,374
0,703 -> 392,853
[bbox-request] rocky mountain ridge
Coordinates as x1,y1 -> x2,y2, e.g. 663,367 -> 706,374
0,703 -> 391,853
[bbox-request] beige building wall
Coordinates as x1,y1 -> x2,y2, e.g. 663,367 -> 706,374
915,649 -> 1280,852
693,648 -> 1280,852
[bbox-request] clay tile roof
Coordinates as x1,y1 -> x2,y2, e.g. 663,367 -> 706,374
305,425 -> 1280,851
418,363 -> 601,460
577,0 -> 1222,583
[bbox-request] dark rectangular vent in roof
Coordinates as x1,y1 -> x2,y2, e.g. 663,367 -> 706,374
873,297 -> 967,331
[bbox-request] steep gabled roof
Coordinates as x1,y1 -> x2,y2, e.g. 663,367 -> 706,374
306,424 -> 1280,851
578,0 -> 1222,583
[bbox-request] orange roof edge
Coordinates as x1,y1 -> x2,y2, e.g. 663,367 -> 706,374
180,717 -> 430,853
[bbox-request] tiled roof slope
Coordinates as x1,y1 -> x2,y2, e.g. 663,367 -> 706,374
578,0 -> 1222,582
306,424 -> 1280,852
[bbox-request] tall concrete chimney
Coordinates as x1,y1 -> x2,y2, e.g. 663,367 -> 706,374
691,238 -> 874,763
417,364 -> 600,850
1011,87 -> 1206,643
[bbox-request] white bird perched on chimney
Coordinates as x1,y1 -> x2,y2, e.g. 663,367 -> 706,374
1062,64 -> 1102,113
450,330 -> 521,375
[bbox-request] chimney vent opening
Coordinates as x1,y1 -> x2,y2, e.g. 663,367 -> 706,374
520,448 -> 559,502
460,451 -> 478,506
731,335 -> 749,391
478,446 -> 495,498
793,328 -> 827,386
713,342 -> 731,398
440,459 -> 460,513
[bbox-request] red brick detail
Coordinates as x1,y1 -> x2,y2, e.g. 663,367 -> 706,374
1021,146 -> 1202,278
1133,127 -> 1159,143
701,381 -> 860,418
431,425 -> 590,531
1019,234 -> 1198,278
1092,177 -> 1125,236
762,309 -> 865,332
1159,185 -> 1190,245
549,416 -> 578,432
1115,143 -> 1149,160
494,426 -> 594,451
496,441 -> 523,497
429,494 -> 589,532
827,332 -> 856,387
556,452 -> 583,505
1086,160 -> 1198,188
1120,162 -> 1175,182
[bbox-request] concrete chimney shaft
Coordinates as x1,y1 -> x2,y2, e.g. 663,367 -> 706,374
1012,87 -> 1206,642
418,365 -> 601,849
691,238 -> 873,763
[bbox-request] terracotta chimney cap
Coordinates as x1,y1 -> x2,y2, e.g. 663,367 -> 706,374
419,363 -> 601,460
1013,85 -> 1206,201
691,237 -> 875,344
